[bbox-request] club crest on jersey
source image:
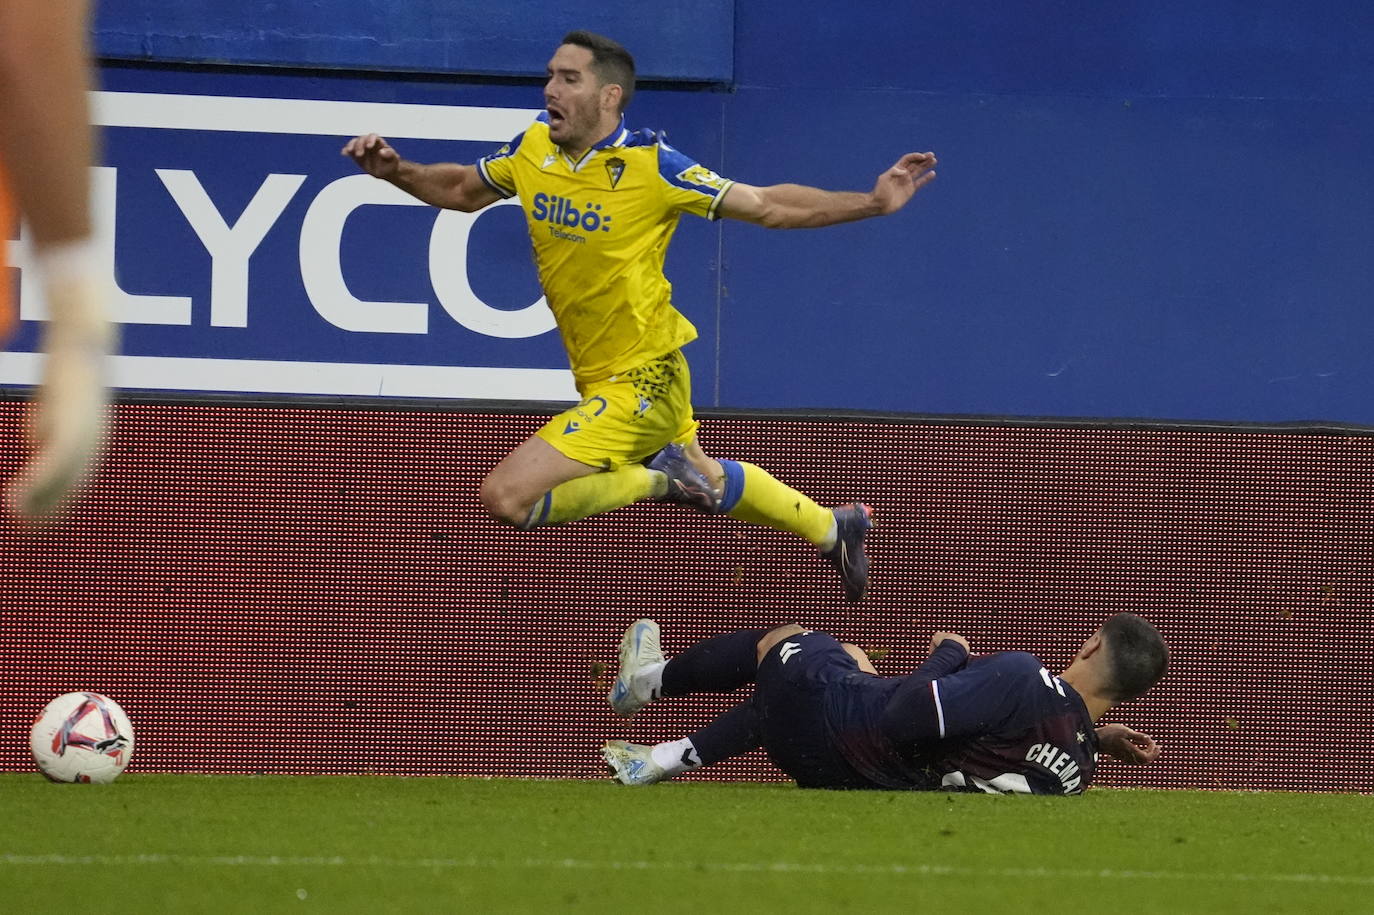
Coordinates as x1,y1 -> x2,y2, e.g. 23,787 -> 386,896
605,156 -> 626,189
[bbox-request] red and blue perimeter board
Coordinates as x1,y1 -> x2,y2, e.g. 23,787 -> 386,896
1,396 -> 1372,792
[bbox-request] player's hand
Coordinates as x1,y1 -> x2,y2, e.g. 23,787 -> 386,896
930,631 -> 969,654
872,151 -> 937,215
6,274 -> 112,522
1095,723 -> 1160,764
342,133 -> 401,179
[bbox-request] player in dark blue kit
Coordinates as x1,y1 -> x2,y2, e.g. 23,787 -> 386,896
601,614 -> 1168,794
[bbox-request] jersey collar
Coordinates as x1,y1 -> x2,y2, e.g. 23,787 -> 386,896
592,116 -> 629,150
1057,677 -> 1095,731
562,116 -> 629,170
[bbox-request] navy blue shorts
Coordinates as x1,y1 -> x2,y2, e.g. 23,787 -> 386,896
754,631 -> 872,789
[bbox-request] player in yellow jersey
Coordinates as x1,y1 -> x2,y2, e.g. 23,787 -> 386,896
1,0 -> 113,522
343,30 -> 937,601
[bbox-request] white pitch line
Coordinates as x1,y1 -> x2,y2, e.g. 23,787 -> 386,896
1,853 -> 1371,887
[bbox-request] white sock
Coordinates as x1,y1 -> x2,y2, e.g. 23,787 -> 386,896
651,738 -> 702,775
637,661 -> 666,702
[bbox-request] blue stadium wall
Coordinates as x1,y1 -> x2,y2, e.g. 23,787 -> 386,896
5,0 -> 1372,424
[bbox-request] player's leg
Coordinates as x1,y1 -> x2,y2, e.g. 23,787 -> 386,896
480,376 -> 679,529
608,618 -> 769,718
633,350 -> 839,539
479,433 -> 662,528
609,621 -> 827,718
604,618 -> 776,785
610,626 -> 873,785
603,698 -> 761,786
618,350 -> 869,589
678,437 -> 874,602
648,360 -> 840,549
483,353 -> 718,529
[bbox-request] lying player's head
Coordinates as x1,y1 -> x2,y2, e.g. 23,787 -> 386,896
559,30 -> 636,113
1096,612 -> 1169,701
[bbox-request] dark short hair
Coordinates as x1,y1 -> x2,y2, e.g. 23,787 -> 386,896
1100,613 -> 1169,701
561,30 -> 636,111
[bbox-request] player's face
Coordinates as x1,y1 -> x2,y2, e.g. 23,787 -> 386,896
544,44 -> 614,151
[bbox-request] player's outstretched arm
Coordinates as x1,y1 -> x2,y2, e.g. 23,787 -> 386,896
1094,723 -> 1160,764
341,133 -> 501,213
0,0 -> 96,244
0,0 -> 114,522
6,267 -> 113,521
716,152 -> 936,229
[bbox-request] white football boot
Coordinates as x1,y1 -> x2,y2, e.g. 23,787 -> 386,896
601,740 -> 673,786
608,618 -> 665,718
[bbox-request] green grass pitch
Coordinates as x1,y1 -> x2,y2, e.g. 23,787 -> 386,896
2,774 -> 1370,914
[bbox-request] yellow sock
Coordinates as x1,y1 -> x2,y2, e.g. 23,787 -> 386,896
526,465 -> 665,528
722,461 -> 836,547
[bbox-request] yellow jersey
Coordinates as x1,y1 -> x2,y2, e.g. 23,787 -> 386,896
477,114 -> 734,387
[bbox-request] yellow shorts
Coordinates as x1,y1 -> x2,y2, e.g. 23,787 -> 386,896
536,349 -> 699,470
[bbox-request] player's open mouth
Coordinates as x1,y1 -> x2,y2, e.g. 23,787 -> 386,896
547,107 -> 565,126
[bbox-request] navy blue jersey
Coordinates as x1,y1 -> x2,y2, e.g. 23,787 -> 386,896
823,646 -> 1098,795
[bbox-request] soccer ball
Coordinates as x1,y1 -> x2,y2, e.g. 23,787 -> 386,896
29,692 -> 135,783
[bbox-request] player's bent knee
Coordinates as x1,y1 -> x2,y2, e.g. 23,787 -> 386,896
756,624 -> 809,665
479,477 -> 534,528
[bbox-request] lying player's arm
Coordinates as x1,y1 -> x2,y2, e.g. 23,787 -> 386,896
716,152 -> 936,229
921,631 -> 970,672
341,134 -> 501,213
875,634 -> 971,744
1094,723 -> 1160,764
